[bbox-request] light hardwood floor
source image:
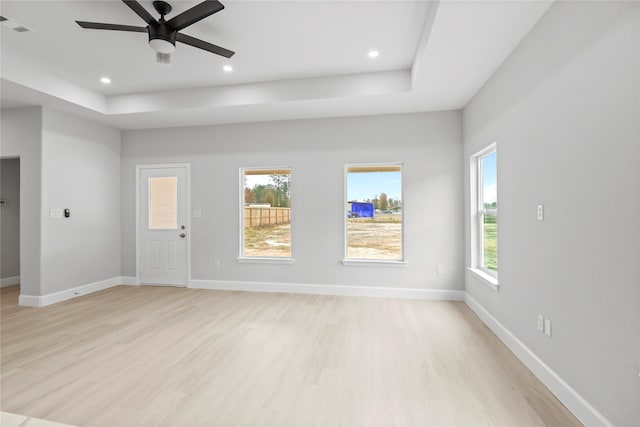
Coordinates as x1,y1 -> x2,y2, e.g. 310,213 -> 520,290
1,285 -> 581,426
1,410 -> 76,427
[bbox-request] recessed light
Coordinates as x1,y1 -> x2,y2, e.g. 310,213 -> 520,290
223,65 -> 233,72
100,76 -> 111,84
368,50 -> 379,58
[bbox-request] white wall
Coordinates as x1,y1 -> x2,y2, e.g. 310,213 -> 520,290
1,158 -> 20,280
463,2 -> 639,425
40,108 -> 122,295
0,107 -> 42,296
122,111 -> 464,291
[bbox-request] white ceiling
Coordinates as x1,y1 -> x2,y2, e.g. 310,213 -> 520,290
0,0 -> 554,130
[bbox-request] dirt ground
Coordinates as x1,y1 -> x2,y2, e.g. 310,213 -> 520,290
243,215 -> 402,259
244,224 -> 292,257
346,219 -> 402,260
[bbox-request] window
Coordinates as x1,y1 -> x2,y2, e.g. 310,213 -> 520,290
148,177 -> 177,229
345,164 -> 404,263
240,168 -> 292,260
472,144 -> 498,278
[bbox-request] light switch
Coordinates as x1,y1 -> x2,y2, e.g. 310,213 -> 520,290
544,318 -> 552,337
537,204 -> 544,221
193,209 -> 202,218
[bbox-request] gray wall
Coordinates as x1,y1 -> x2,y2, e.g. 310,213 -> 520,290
463,2 -> 639,425
1,158 -> 20,280
122,111 -> 464,290
40,108 -> 122,294
0,107 -> 42,296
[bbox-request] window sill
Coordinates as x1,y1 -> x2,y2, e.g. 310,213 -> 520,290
467,267 -> 499,291
342,259 -> 408,268
237,257 -> 295,265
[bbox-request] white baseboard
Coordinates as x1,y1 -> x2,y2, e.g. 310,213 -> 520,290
0,275 -> 20,288
17,294 -> 41,307
464,293 -> 611,427
189,279 -> 465,301
119,276 -> 139,286
18,276 -> 137,307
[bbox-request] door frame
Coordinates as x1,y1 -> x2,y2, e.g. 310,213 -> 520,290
135,163 -> 191,287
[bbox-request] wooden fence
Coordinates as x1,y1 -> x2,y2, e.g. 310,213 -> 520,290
244,207 -> 291,228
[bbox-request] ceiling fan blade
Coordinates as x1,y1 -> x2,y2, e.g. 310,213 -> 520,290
121,0 -> 157,25
76,21 -> 148,33
177,33 -> 234,58
167,0 -> 224,32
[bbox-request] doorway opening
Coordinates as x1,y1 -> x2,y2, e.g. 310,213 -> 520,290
1,157 -> 21,305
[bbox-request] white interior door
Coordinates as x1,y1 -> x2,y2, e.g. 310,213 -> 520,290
139,166 -> 188,286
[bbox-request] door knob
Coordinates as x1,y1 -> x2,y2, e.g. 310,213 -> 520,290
179,233 -> 186,238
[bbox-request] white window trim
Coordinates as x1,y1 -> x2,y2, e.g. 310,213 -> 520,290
237,257 -> 295,265
343,162 -> 406,266
342,259 -> 407,268
238,166 -> 294,263
467,267 -> 499,291
469,143 -> 498,289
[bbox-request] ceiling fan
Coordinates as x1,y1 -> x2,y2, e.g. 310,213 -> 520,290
76,0 -> 234,65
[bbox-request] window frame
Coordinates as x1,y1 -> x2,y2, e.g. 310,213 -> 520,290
342,162 -> 407,267
469,143 -> 499,286
238,166 -> 294,264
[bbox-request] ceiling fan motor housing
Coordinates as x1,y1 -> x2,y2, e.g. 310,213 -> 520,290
148,23 -> 176,53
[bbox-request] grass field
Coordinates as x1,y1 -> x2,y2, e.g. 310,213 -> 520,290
243,214 -> 403,259
483,217 -> 498,271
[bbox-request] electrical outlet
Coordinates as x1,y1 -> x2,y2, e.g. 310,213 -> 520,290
538,315 -> 544,332
215,259 -> 221,268
537,204 -> 544,221
436,265 -> 443,275
544,318 -> 552,337
50,208 -> 63,219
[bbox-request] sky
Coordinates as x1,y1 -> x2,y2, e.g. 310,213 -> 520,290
483,152 -> 497,204
347,171 -> 402,202
245,174 -> 276,189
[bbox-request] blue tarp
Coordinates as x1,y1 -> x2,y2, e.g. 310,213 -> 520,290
351,202 -> 374,218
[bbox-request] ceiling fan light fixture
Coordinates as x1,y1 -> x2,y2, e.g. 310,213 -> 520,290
149,37 -> 176,54
156,52 -> 172,66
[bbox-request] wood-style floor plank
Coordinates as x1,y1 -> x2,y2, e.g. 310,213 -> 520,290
0,285 -> 581,426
